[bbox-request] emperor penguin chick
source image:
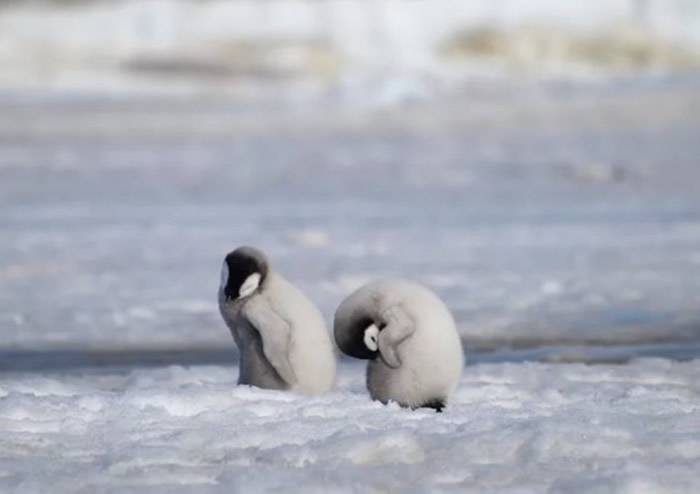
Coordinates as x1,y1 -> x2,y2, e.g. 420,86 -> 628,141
334,279 -> 462,411
218,246 -> 336,394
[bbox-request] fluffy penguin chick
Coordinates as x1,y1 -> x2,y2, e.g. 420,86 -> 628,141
334,279 -> 463,411
218,246 -> 336,394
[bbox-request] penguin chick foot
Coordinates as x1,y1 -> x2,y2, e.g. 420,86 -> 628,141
416,399 -> 445,413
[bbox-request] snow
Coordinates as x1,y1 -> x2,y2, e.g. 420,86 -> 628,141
0,359 -> 699,492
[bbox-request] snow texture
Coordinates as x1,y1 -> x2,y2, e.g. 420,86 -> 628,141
1,360 -> 699,493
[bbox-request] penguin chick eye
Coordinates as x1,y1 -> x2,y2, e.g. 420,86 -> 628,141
220,261 -> 229,291
363,324 -> 380,352
239,272 -> 261,298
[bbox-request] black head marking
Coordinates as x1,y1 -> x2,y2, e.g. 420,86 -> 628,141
221,246 -> 269,301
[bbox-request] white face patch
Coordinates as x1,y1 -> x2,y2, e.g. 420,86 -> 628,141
220,261 -> 229,291
363,324 -> 379,352
239,272 -> 261,298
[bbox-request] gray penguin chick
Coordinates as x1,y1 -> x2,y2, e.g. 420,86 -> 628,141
218,246 -> 336,394
334,279 -> 463,411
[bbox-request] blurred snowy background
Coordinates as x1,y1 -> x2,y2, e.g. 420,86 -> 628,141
1,1 -> 700,492
1,0 -> 700,97
2,0 -> 699,361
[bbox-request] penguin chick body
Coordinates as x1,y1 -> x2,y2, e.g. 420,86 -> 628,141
218,246 -> 336,395
334,279 -> 462,410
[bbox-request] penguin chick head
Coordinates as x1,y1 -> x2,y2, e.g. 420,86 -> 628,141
336,316 -> 383,360
220,246 -> 269,302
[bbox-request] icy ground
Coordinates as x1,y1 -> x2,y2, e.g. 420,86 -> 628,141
1,78 -> 700,491
1,80 -> 700,356
1,360 -> 699,493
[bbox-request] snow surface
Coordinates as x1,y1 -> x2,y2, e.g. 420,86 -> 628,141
1,359 -> 699,493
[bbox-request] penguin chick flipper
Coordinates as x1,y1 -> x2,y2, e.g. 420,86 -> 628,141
243,297 -> 297,386
377,305 -> 415,369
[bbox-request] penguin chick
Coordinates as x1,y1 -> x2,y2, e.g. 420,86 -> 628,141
334,279 -> 463,411
218,246 -> 336,394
